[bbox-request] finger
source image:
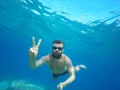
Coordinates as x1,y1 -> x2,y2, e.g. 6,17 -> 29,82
36,39 -> 42,48
32,37 -> 35,47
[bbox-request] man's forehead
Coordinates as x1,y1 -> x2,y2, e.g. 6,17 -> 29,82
53,43 -> 64,47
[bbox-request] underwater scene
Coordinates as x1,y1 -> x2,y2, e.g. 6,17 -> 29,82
0,0 -> 120,90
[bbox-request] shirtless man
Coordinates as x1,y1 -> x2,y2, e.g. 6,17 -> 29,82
28,37 -> 87,90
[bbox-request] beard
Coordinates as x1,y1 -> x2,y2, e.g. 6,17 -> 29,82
52,51 -> 62,59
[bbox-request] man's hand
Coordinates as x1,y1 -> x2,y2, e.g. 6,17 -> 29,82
57,82 -> 64,90
29,37 -> 42,57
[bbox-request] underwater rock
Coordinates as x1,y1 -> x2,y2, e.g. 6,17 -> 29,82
0,80 -> 10,90
0,80 -> 45,90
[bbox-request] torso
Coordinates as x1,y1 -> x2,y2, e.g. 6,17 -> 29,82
46,54 -> 68,74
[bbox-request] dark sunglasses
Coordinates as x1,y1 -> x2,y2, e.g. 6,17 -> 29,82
52,46 -> 63,50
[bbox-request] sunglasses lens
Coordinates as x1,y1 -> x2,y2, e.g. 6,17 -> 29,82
58,47 -> 63,50
53,47 -> 56,49
53,46 -> 63,50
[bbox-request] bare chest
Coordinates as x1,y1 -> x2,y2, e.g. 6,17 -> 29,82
48,59 -> 66,72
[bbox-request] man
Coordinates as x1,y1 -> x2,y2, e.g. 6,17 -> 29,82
28,37 -> 87,90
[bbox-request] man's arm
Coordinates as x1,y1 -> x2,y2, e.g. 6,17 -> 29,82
29,51 -> 47,69
62,67 -> 75,87
57,57 -> 76,90
29,49 -> 36,69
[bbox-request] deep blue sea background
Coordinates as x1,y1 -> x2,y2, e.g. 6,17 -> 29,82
0,0 -> 120,90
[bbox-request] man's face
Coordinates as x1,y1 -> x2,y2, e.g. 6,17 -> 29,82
52,43 -> 64,59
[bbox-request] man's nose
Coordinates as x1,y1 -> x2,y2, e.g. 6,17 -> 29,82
55,49 -> 59,51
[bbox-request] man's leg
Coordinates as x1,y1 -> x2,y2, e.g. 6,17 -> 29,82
74,64 -> 87,72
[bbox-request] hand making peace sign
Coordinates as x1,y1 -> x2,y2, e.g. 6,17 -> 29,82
29,37 -> 42,57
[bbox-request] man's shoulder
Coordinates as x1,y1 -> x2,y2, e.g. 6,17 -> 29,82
62,54 -> 72,63
40,54 -> 50,60
43,54 -> 51,58
62,54 -> 73,66
62,54 -> 70,59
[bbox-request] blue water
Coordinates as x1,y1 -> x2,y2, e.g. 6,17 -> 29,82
0,0 -> 120,90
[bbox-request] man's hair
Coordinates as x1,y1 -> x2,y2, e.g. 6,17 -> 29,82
52,40 -> 65,47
